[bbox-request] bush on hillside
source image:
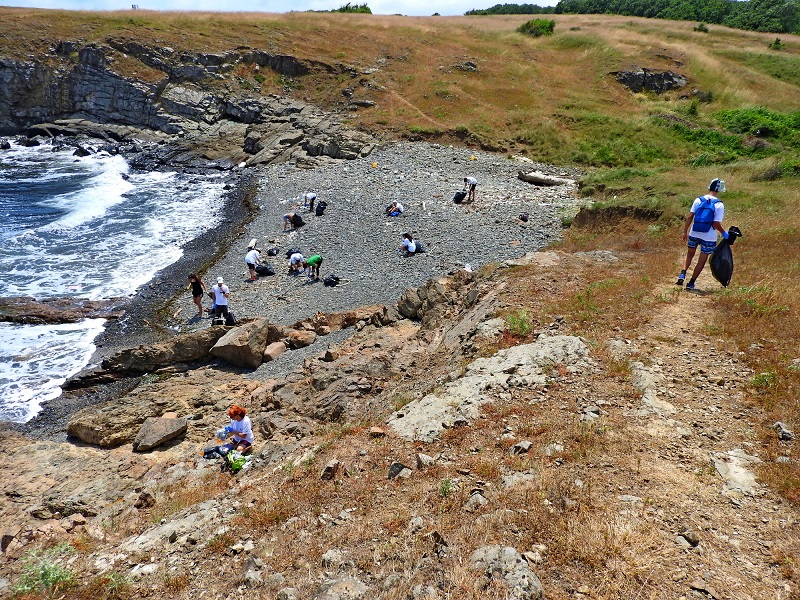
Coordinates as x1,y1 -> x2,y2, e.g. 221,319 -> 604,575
693,22 -> 709,32
518,18 -> 555,37
331,2 -> 371,13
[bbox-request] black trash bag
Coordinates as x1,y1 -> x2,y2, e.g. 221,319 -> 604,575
255,263 -> 275,276
710,226 -> 743,287
453,191 -> 467,204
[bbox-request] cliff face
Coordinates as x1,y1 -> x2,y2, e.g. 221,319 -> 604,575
0,42 -> 376,166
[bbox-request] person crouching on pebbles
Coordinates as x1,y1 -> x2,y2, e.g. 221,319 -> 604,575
244,246 -> 261,282
288,251 -> 305,275
400,232 -> 417,256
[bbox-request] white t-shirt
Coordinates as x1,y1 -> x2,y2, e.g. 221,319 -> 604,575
395,202 -> 404,213
465,177 -> 477,186
245,249 -> 260,265
230,416 -> 254,443
212,283 -> 229,306
689,195 -> 724,242
289,252 -> 304,266
402,238 -> 416,253
304,192 -> 316,203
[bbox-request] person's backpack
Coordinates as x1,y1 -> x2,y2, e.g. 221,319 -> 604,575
222,450 -> 247,474
225,312 -> 237,326
453,191 -> 467,204
323,274 -> 341,287
255,263 -> 275,276
291,214 -> 305,227
285,247 -> 301,259
315,201 -> 328,216
693,196 -> 719,233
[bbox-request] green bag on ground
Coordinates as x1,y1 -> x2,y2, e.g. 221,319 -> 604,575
225,450 -> 246,473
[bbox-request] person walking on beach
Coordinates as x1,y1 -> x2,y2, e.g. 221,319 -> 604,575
677,178 -> 729,291
463,176 -> 478,203
188,274 -> 206,318
244,246 -> 261,282
211,276 -> 230,319
303,254 -> 323,279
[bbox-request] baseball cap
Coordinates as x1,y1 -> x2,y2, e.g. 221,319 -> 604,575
217,277 -> 224,284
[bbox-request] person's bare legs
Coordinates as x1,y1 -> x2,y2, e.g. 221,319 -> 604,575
690,253 -> 710,281
683,246 -> 697,271
193,296 -> 203,318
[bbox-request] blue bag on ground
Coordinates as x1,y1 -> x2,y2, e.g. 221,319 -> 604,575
710,226 -> 742,287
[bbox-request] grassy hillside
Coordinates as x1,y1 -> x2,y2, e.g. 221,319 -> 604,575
1,7 -> 798,497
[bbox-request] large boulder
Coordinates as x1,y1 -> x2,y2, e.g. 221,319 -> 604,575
102,327 -> 228,372
210,318 -> 272,368
67,369 -> 258,447
132,417 -> 188,452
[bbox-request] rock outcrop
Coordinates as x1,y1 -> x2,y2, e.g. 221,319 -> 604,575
0,43 -> 377,166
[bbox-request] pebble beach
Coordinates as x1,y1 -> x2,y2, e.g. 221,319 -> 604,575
179,142 -> 583,330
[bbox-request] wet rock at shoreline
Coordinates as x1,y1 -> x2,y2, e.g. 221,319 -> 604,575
0,296 -> 127,325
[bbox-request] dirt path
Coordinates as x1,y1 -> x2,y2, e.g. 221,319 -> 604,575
609,285 -> 798,599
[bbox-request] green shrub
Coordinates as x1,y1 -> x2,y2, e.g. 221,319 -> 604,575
518,19 -> 555,37
505,310 -> 533,336
770,38 -> 785,51
694,22 -> 709,33
13,544 -> 75,595
439,478 -> 454,497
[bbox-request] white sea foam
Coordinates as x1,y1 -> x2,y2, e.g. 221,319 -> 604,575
0,319 -> 106,423
0,144 -> 229,421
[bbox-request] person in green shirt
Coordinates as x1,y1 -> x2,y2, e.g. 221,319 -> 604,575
303,254 -> 323,279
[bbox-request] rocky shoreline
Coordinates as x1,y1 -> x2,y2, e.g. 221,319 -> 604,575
10,139 -> 584,441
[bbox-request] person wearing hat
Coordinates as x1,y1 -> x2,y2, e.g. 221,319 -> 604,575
244,246 -> 261,282
211,276 -> 230,319
677,178 -> 728,291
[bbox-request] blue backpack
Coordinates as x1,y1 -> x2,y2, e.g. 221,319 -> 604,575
693,195 -> 719,233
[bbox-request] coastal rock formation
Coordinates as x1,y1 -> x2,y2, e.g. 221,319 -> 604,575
0,43 -> 376,166
101,327 -> 229,372
0,296 -> 126,325
132,416 -> 188,452
209,318 -> 275,368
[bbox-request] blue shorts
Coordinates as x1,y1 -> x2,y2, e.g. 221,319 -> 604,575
687,236 -> 717,255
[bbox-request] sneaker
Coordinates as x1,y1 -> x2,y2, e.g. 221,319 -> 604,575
685,281 -> 696,291
676,271 -> 686,286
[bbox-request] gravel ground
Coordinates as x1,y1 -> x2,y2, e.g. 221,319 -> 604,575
174,142 -> 583,331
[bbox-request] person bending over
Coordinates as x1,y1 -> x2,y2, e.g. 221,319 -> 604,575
244,246 -> 261,282
385,201 -> 404,217
463,176 -> 478,203
303,254 -> 323,279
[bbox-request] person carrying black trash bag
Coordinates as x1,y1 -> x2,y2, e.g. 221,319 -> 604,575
677,178 -> 729,291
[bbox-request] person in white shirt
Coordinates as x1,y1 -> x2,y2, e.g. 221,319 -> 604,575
204,404 -> 254,457
400,232 -> 417,255
463,176 -> 478,202
244,247 -> 260,282
385,201 -> 404,217
211,276 -> 230,319
289,252 -> 305,275
302,192 -> 317,211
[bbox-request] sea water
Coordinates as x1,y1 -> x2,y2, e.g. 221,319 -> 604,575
0,141 -> 227,422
